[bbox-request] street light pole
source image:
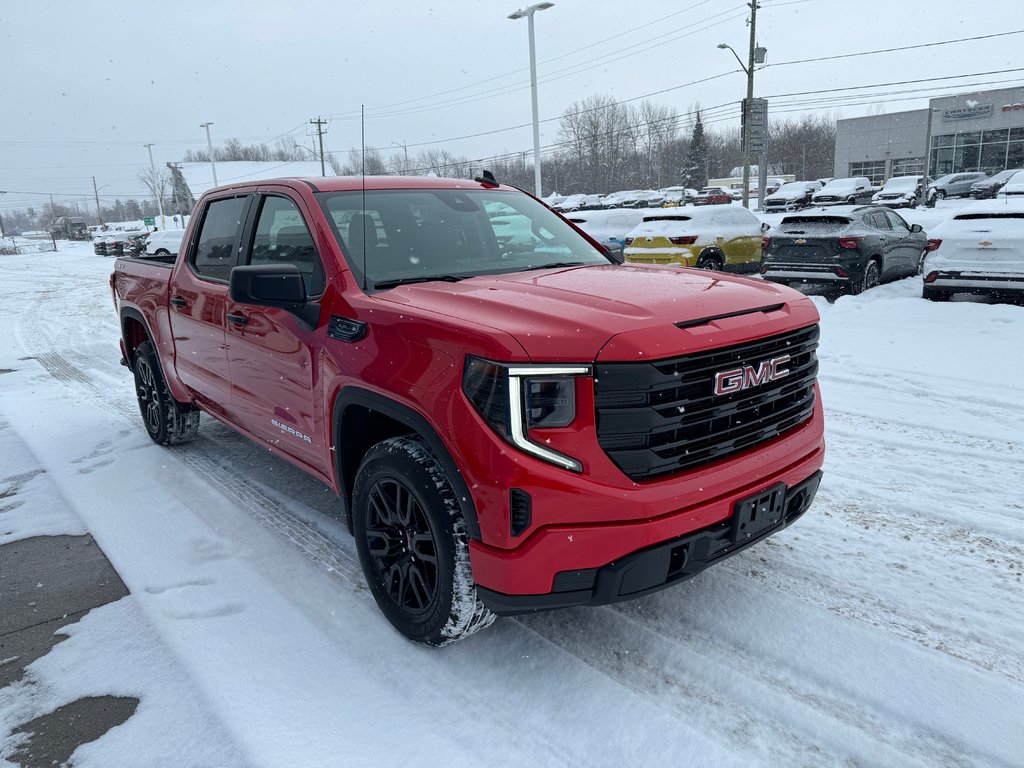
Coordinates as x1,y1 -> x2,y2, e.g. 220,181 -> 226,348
718,0 -> 759,209
199,122 -> 218,187
143,143 -> 165,228
509,2 -> 554,197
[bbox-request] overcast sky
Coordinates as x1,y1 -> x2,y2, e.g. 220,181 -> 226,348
1,0 -> 1018,213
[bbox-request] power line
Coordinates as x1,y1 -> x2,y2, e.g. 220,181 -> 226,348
767,28 -> 1024,68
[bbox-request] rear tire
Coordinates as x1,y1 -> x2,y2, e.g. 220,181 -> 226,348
696,252 -> 723,271
132,341 -> 199,445
352,435 -> 495,646
850,259 -> 880,295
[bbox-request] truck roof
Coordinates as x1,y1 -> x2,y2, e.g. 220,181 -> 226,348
204,175 -> 509,195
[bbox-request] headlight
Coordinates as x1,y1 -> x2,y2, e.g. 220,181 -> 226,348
463,357 -> 590,471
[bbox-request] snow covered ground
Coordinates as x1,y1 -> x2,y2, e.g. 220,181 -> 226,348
1,227 -> 1022,767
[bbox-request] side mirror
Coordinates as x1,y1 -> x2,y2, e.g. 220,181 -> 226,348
910,223 -> 923,233
761,222 -> 770,233
229,264 -> 320,327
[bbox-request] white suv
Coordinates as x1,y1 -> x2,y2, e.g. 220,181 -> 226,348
144,229 -> 186,258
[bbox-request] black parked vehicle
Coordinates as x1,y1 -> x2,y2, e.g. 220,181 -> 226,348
970,169 -> 1023,199
761,206 -> 927,295
124,232 -> 149,257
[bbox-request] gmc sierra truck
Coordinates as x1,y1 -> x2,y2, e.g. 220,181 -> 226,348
111,175 -> 824,646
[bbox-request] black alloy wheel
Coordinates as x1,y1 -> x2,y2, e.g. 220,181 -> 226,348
364,477 -> 439,617
352,435 -> 495,646
134,351 -> 162,437
132,341 -> 200,445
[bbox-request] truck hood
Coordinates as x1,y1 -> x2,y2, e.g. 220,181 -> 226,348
376,264 -> 817,361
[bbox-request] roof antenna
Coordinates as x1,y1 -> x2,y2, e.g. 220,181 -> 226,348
361,104 -> 367,291
475,169 -> 499,187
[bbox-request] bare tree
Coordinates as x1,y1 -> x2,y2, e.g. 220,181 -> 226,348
139,166 -> 170,211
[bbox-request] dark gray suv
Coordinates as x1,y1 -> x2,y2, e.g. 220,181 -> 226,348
762,206 -> 927,295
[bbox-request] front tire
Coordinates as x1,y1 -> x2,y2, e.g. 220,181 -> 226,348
936,189 -> 947,200
352,435 -> 495,646
132,341 -> 199,445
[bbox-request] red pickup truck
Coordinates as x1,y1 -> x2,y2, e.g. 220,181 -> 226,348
111,175 -> 824,646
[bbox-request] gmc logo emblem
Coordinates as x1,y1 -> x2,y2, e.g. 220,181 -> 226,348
713,355 -> 791,395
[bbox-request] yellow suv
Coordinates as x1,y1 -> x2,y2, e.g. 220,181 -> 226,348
623,205 -> 766,272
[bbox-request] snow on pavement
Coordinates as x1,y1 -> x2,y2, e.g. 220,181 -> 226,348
0,239 -> 1022,767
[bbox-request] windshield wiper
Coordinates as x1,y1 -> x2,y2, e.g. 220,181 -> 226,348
372,274 -> 468,290
520,261 -> 587,272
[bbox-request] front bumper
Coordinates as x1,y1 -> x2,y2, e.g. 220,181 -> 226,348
466,391 -> 825,603
479,469 -> 822,614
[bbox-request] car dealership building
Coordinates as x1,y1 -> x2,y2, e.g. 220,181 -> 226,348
833,85 -> 1024,184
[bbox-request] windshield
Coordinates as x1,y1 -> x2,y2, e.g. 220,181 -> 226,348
316,188 -> 609,290
883,177 -> 917,190
820,180 -> 856,192
775,183 -> 808,196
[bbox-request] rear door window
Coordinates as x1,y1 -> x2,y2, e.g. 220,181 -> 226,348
191,196 -> 249,281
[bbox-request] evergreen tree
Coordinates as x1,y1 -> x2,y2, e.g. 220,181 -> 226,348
681,112 -> 708,188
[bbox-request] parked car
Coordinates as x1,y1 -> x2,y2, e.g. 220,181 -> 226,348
970,169 -> 1023,199
763,181 -> 824,213
552,194 -> 585,212
623,205 -> 766,272
928,172 -> 988,200
144,228 -> 186,258
564,208 -> 646,262
124,232 -> 150,257
105,231 -> 143,257
600,190 -> 645,209
633,190 -> 666,208
871,175 -> 928,209
659,186 -> 697,206
692,186 -> 735,206
761,206 -> 927,294
92,232 -> 110,256
921,200 -> 1024,300
995,170 -> 1024,198
811,177 -> 874,206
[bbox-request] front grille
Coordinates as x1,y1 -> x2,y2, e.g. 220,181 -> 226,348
595,325 -> 819,481
815,196 -> 838,202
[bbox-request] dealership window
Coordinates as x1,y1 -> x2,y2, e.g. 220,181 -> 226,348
1008,141 -> 1024,169
980,143 -> 1009,174
930,128 -> 1024,175
891,157 -> 924,176
849,160 -> 886,184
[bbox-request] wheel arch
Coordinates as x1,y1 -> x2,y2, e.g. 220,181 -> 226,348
696,246 -> 725,265
331,387 -> 481,541
119,307 -> 154,372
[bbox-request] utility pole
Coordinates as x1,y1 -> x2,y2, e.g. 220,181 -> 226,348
310,117 -> 328,176
742,0 -> 758,210
199,122 -> 218,187
93,176 -> 104,226
143,143 -> 165,228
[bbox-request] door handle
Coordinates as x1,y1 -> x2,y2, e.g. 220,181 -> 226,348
226,312 -> 249,325
170,296 -> 188,307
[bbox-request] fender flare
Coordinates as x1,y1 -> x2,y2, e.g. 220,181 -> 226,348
331,387 -> 481,541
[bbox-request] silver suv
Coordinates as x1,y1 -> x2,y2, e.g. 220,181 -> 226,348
928,172 -> 988,200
